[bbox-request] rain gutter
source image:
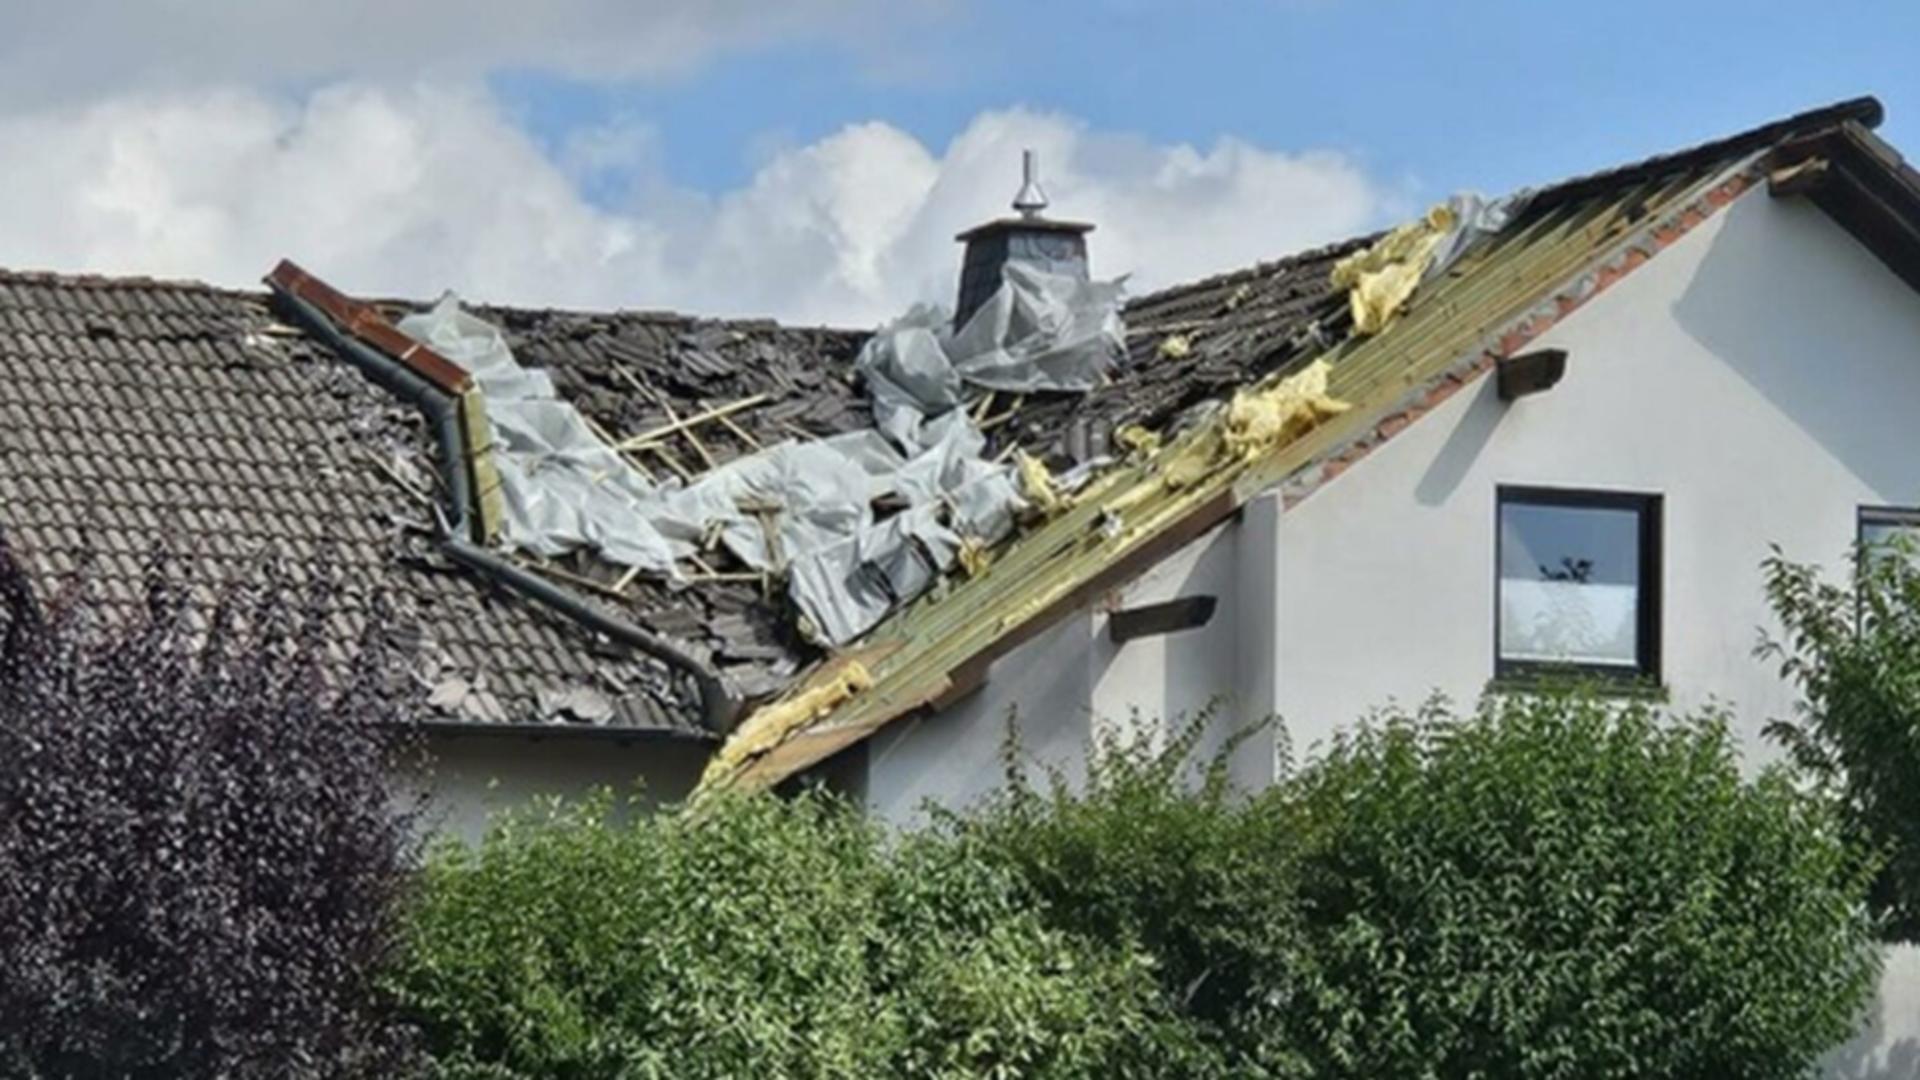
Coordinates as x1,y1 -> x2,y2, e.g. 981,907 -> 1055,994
264,261 -> 740,735
439,537 -> 736,734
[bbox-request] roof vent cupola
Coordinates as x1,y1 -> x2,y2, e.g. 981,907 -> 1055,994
953,150 -> 1095,328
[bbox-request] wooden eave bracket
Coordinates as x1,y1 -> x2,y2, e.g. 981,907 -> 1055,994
1497,348 -> 1568,401
1767,155 -> 1830,197
1108,595 -> 1219,644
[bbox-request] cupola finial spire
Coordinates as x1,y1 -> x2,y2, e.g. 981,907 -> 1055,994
1012,149 -> 1048,218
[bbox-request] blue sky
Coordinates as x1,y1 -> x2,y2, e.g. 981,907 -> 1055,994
496,0 -> 1920,205
0,1 -> 1913,322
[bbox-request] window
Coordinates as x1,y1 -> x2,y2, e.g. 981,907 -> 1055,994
1496,487 -> 1662,680
1860,506 -> 1920,565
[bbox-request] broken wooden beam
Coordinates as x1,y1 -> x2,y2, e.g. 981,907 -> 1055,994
616,394 -> 772,452
1768,155 -> 1831,197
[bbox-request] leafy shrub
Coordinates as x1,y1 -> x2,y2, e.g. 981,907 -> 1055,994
388,789 -> 1178,1079
394,693 -> 1878,1079
1763,540 -> 1920,939
0,541 -> 420,1077
1284,692 -> 1880,1079
939,715 -> 1312,1077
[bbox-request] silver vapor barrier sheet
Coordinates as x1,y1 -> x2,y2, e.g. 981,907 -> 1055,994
398,262 -> 1126,648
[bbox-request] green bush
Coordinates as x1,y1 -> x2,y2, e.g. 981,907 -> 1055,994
391,693 -> 1879,1079
386,790 -> 1177,1079
1763,540 -> 1920,939
938,715 -> 1312,1077
1284,693 -> 1880,1079
875,834 -> 1184,1079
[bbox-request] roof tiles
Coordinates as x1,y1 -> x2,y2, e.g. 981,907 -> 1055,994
0,272 -> 711,735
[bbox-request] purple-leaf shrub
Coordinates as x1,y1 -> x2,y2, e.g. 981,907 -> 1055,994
0,538 -> 420,1077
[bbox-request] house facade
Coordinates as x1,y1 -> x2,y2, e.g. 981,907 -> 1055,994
862,146 -> 1920,823
834,105 -> 1920,1076
3,96 -> 1918,1073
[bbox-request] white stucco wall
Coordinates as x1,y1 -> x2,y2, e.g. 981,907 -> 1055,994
408,732 -> 709,845
865,614 -> 1095,827
1274,189 -> 1920,754
1088,494 -> 1286,790
1270,188 -> 1920,1077
862,497 -> 1283,825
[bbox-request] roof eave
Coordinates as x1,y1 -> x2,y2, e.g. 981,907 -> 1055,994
413,719 -> 721,744
1768,119 -> 1920,296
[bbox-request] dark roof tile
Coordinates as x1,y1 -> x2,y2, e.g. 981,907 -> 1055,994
0,270 -> 712,735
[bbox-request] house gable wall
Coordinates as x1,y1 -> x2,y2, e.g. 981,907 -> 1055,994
860,495 -> 1284,825
1271,186 -> 1920,1076
1274,187 -> 1920,757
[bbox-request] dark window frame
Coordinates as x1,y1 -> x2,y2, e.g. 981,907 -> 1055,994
1494,485 -> 1664,683
1859,508 -> 1920,628
1859,505 -> 1920,549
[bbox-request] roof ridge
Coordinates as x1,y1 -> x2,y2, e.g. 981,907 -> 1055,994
1126,96 -> 1884,314
0,265 -> 264,299
1125,233 -> 1379,313
0,264 -> 872,338
1530,95 -> 1882,209
470,300 -> 866,336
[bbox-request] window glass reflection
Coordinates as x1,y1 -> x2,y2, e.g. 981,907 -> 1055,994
1499,502 -> 1641,668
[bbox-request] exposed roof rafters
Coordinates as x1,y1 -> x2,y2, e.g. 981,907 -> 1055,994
694,97 -> 1895,798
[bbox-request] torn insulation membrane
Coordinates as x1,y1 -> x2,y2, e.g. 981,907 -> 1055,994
400,261 -> 1128,651
1331,193 -> 1530,335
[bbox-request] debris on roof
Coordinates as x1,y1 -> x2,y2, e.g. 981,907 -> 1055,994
698,657 -> 873,788
859,260 -> 1122,445
1114,424 -> 1162,456
728,259 -> 1126,645
389,256 -> 1126,656
1221,359 -> 1349,463
1330,206 -> 1450,336
535,683 -> 616,725
1331,193 -> 1528,336
1014,451 -> 1068,517
399,293 -> 686,572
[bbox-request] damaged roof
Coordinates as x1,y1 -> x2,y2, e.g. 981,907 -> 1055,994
0,96 -> 1894,749
0,272 -> 853,734
694,95 -> 1898,793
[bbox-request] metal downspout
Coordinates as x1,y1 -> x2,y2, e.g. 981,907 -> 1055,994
440,539 -> 735,734
268,283 -> 740,735
271,289 -> 474,537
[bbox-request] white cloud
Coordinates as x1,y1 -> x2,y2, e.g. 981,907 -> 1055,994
0,1 -> 943,104
0,82 -> 1390,325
